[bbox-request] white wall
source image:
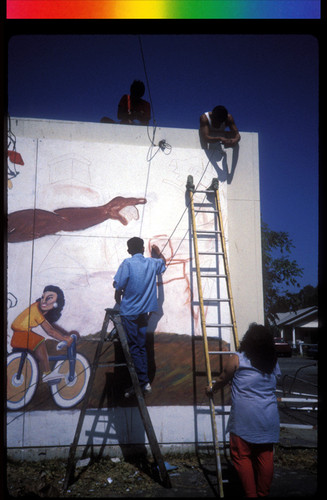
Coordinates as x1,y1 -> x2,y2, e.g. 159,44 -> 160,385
7,118 -> 263,338
7,118 -> 263,456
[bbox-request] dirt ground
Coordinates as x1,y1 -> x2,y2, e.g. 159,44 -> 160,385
6,447 -> 317,498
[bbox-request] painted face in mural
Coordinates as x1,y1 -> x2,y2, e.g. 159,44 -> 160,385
39,291 -> 58,314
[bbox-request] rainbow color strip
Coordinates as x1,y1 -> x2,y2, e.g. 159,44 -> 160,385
6,1 -> 320,19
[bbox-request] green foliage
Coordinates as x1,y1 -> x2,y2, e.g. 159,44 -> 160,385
261,221 -> 305,325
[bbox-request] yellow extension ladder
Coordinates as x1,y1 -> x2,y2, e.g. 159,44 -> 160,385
186,175 -> 239,498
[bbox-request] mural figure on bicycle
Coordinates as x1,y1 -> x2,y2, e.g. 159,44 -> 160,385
7,285 -> 90,410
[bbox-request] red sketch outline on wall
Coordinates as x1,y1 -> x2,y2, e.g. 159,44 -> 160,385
148,235 -> 200,324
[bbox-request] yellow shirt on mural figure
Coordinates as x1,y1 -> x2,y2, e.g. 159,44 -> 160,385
11,302 -> 47,351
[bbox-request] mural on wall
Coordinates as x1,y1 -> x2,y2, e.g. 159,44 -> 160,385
7,134 -> 231,413
8,150 -> 25,189
7,119 -> 25,190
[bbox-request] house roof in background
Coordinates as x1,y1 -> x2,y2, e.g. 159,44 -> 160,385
275,306 -> 318,327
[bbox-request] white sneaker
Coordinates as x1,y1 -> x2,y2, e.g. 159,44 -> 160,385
124,386 -> 135,398
143,383 -> 152,394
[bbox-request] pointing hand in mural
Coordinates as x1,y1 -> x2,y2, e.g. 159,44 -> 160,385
106,196 -> 146,225
10,285 -> 77,382
7,196 -> 147,243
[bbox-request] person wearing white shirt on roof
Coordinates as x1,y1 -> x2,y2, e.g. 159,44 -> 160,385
199,105 -> 240,148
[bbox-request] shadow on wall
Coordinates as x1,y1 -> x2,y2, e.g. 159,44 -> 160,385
146,274 -> 165,384
77,373 -> 149,468
199,132 -> 239,184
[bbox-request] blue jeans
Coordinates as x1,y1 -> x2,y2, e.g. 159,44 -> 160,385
121,313 -> 149,388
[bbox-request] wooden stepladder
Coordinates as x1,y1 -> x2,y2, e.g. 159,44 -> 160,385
186,175 -> 239,498
64,308 -> 171,490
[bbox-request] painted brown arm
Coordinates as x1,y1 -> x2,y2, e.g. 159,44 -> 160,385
8,196 -> 147,243
41,319 -> 74,346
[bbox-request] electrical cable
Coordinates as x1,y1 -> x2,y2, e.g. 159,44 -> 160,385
136,35 -> 215,256
138,35 -> 218,258
138,35 -> 172,160
138,34 -> 159,236
138,35 -> 156,127
159,154 -> 214,266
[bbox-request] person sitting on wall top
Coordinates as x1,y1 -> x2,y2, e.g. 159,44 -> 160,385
199,105 -> 240,149
117,80 -> 151,126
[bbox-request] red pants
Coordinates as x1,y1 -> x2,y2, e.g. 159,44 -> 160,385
229,433 -> 274,497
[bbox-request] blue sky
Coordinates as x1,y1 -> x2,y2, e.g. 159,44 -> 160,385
7,34 -> 319,293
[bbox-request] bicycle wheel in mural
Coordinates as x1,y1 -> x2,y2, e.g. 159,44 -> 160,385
49,353 -> 91,408
7,351 -> 39,410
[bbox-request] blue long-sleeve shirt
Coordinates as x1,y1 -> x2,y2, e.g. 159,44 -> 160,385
113,253 -> 166,317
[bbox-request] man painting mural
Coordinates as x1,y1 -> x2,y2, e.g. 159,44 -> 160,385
113,237 -> 166,397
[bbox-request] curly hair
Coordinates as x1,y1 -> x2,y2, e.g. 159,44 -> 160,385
239,323 -> 277,374
36,285 -> 65,324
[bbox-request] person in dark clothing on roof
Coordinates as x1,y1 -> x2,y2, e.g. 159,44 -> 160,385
199,105 -> 240,148
117,80 -> 151,125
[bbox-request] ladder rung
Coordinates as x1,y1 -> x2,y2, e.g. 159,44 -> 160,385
198,251 -> 224,255
206,323 -> 234,328
203,298 -> 229,302
196,230 -> 221,234
203,298 -> 230,302
194,209 -> 219,214
209,351 -> 236,355
188,176 -> 238,497
201,275 -> 226,279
